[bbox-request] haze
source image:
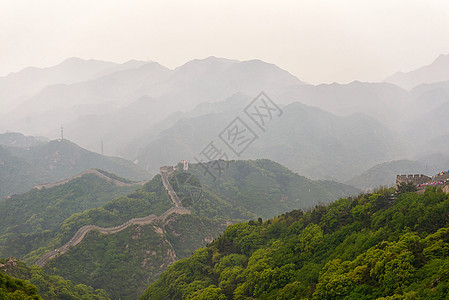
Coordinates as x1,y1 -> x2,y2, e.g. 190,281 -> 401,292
1,0 -> 449,84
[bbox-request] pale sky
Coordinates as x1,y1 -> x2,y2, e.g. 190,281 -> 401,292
1,0 -> 449,84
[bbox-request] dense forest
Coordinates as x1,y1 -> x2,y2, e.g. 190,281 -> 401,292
1,271 -> 41,299
141,186 -> 449,299
1,258 -> 108,299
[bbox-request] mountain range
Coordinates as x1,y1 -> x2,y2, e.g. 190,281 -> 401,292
0,57 -> 148,114
0,57 -> 301,153
133,96 -> 404,181
1,53 -> 449,201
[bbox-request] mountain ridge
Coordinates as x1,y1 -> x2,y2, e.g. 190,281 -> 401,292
0,138 -> 150,198
385,53 -> 449,90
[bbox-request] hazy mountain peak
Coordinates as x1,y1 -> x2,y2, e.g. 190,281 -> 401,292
175,56 -> 238,71
233,59 -> 301,81
385,53 -> 449,90
137,61 -> 169,71
59,57 -> 86,65
122,59 -> 150,68
0,132 -> 47,148
434,53 -> 449,63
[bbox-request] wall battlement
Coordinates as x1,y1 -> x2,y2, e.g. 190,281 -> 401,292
396,174 -> 431,186
396,171 -> 449,194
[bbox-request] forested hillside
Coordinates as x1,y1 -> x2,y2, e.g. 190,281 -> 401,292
142,187 -> 449,299
0,173 -> 174,299
0,171 -> 139,260
2,174 -> 171,265
1,257 -> 109,299
43,214 -> 226,299
180,159 -> 359,219
1,270 -> 41,300
0,159 -> 357,299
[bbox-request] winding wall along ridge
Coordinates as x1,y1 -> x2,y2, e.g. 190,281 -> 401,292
35,166 -> 189,267
34,169 -> 148,190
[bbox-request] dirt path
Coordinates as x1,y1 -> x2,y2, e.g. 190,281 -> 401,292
35,166 -> 189,267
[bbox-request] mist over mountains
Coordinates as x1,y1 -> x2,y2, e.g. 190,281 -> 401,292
0,58 -> 148,113
1,54 -> 449,188
133,96 -> 403,182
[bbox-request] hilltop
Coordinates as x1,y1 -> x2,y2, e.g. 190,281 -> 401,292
180,159 -> 360,219
0,132 -> 47,148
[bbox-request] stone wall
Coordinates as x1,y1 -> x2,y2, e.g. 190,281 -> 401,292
396,174 -> 431,186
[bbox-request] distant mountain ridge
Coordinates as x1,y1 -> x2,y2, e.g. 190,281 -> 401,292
0,137 -> 150,198
33,168 -> 145,190
0,132 -> 48,148
347,160 -> 428,190
134,97 -> 404,182
0,57 -> 148,114
385,53 -> 449,90
0,56 -> 302,150
2,55 -> 449,184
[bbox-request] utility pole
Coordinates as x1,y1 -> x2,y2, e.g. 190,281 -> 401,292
60,126 -> 64,140
101,140 -> 104,155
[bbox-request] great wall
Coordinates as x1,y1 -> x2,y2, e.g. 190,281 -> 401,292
35,166 -> 190,267
34,165 -> 449,267
396,170 -> 449,193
